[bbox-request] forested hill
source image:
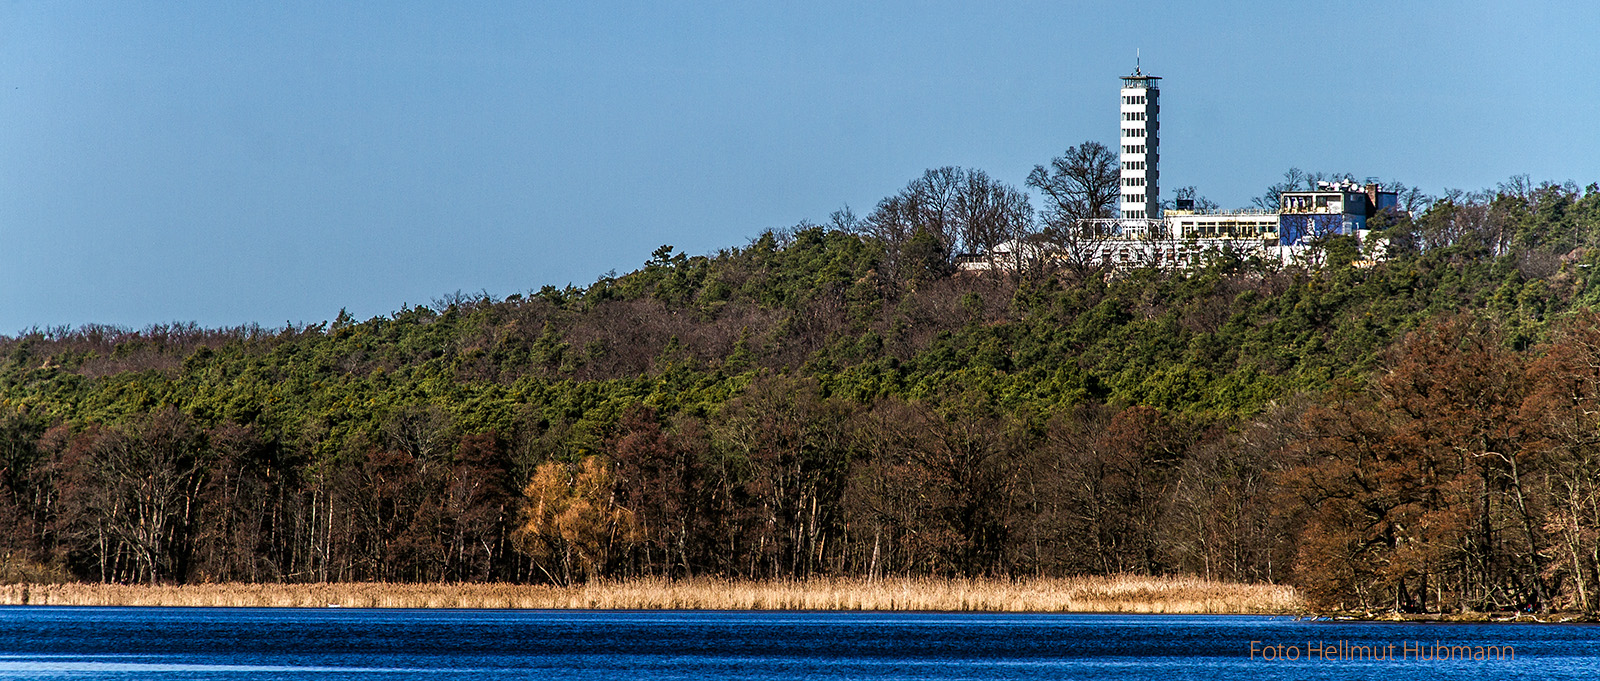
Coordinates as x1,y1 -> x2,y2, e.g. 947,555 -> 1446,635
4,177 -> 1600,615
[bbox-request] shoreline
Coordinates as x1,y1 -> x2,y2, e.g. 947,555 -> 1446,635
0,576 -> 1300,614
1307,611 -> 1599,624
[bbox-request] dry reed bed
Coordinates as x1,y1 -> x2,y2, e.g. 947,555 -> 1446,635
0,576 -> 1301,613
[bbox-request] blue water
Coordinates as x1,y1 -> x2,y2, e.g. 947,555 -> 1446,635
0,608 -> 1596,679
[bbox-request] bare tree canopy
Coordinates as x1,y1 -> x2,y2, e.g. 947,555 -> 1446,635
1164,186 -> 1218,212
1251,168 -> 1359,211
954,169 -> 1034,256
1380,180 -> 1432,214
865,167 -> 1034,280
1253,168 -> 1308,211
1026,141 -> 1120,230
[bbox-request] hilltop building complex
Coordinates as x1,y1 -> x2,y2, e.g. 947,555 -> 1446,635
974,65 -> 1398,272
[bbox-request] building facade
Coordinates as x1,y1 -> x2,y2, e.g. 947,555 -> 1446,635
1278,180 -> 1399,245
1119,67 -> 1160,220
1165,209 -> 1279,242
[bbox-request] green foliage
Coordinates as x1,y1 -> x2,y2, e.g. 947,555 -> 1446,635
4,186 -> 1598,450
4,176 -> 1600,589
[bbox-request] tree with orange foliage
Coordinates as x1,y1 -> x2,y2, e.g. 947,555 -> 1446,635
513,456 -> 634,585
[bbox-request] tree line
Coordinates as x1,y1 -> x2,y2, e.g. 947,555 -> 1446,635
3,168 -> 1600,614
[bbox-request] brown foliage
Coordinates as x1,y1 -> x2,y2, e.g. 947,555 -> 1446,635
49,408 -> 208,585
1282,317 -> 1554,612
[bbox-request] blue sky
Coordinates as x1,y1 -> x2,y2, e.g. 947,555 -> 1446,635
3,1 -> 1598,332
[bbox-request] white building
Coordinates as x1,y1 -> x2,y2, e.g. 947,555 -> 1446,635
1119,66 -> 1160,220
1166,209 -> 1279,242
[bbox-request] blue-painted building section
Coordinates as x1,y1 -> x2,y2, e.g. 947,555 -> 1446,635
1278,214 -> 1359,246
1276,182 -> 1395,246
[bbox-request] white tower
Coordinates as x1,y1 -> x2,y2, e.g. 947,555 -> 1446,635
1119,65 -> 1160,220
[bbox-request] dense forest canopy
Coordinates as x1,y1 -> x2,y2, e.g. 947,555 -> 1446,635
4,166 -> 1600,614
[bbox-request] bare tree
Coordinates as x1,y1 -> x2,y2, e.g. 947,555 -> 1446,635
1027,142 -> 1121,275
55,409 -> 208,584
1164,186 -> 1218,212
866,167 -> 1030,281
1252,168 -> 1354,211
1027,141 -> 1119,226
865,193 -> 922,285
1498,174 -> 1535,201
905,166 -> 964,252
1252,168 -> 1309,211
953,170 -> 1035,272
1381,180 -> 1433,214
828,205 -> 864,233
1417,189 -> 1503,253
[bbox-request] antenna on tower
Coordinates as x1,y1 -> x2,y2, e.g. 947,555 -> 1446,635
1136,48 -> 1141,74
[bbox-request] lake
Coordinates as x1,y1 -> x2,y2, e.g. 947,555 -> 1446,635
0,607 -> 1596,679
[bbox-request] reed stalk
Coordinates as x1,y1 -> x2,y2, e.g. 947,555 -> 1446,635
0,576 -> 1301,613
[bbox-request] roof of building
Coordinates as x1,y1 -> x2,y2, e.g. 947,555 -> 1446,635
1121,65 -> 1160,82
